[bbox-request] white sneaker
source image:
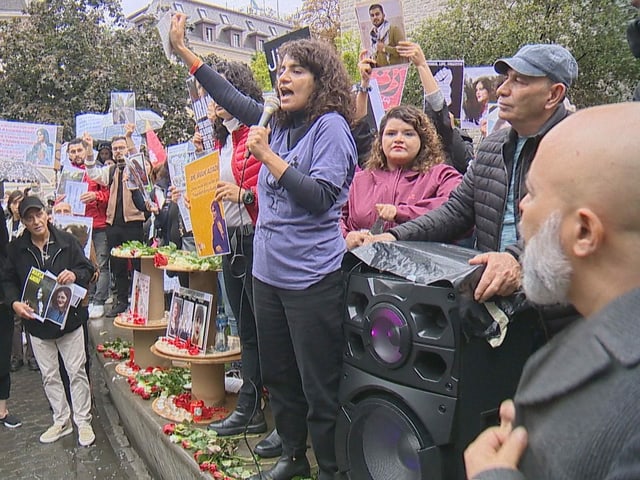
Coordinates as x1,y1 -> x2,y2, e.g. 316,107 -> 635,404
78,424 -> 95,447
89,305 -> 105,319
39,422 -> 73,443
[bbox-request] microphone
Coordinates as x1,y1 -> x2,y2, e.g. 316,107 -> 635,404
246,96 -> 280,159
257,95 -> 281,128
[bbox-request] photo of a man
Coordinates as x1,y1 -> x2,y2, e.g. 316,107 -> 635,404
357,1 -> 407,67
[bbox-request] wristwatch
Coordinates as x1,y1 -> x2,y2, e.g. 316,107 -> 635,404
242,189 -> 255,205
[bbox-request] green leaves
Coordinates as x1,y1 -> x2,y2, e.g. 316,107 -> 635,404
0,0 -> 192,144
406,0 -> 640,108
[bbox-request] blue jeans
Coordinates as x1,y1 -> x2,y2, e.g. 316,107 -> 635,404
90,229 -> 110,305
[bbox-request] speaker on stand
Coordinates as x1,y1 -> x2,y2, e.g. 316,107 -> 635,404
336,246 -> 540,480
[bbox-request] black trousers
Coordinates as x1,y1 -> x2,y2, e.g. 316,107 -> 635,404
221,230 -> 261,411
253,271 -> 344,475
107,223 -> 143,304
0,304 -> 13,399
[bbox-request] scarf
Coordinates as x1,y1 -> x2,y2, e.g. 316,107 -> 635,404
369,19 -> 390,59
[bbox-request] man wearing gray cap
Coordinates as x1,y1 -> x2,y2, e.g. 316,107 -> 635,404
368,44 -> 578,311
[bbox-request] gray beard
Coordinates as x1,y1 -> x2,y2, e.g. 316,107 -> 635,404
521,211 -> 573,306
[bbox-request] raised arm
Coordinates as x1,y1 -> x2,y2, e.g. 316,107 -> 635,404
169,12 -> 262,126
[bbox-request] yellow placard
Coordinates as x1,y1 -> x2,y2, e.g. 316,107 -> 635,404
184,151 -> 230,257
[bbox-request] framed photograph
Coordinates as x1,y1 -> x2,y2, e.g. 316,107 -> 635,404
166,294 -> 184,339
178,299 -> 195,342
167,287 -> 213,353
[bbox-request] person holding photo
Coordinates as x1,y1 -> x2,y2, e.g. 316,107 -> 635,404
2,196 -> 95,447
171,13 -> 356,480
367,3 -> 405,66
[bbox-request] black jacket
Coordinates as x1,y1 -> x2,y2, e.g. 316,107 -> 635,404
390,104 -> 569,257
2,224 -> 94,339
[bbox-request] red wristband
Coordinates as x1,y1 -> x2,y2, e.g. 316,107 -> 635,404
189,58 -> 203,76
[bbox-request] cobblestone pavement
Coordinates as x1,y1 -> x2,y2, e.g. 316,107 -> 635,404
0,347 -> 150,480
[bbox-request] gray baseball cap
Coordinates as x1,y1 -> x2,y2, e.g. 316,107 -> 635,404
494,44 -> 578,88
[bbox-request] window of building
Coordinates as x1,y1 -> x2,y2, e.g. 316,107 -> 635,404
269,26 -> 278,36
246,20 -> 256,31
231,33 -> 241,47
257,39 -> 265,50
205,27 -> 214,42
197,8 -> 207,18
173,2 -> 184,12
220,14 -> 230,25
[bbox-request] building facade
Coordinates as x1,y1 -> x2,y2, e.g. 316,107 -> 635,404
127,0 -> 294,64
0,0 -> 31,20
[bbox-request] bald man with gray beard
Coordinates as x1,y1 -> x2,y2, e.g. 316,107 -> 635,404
465,102 -> 640,480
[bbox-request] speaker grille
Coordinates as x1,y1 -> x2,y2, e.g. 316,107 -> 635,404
347,396 -> 432,480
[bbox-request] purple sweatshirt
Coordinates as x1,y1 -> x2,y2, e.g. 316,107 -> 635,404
340,163 -> 462,235
253,112 -> 357,290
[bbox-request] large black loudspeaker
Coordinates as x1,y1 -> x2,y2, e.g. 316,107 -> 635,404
336,268 -> 538,480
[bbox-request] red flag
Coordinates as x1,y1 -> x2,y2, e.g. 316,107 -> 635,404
145,122 -> 166,166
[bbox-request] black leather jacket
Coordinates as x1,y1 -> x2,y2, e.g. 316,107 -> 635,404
2,224 -> 94,339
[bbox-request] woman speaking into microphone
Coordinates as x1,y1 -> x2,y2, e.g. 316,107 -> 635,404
170,14 -> 357,480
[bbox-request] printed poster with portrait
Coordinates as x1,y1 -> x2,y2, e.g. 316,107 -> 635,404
21,267 -> 74,329
44,285 -> 73,329
166,287 -> 213,354
186,77 -> 215,153
130,270 -> 150,323
167,142 -> 196,233
111,92 -> 136,125
0,119 -> 62,169
184,151 -> 230,257
461,66 -> 505,130
355,0 -> 408,67
21,267 -> 56,322
52,215 -> 93,259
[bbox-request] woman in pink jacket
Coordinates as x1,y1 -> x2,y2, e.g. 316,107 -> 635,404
341,104 -> 462,249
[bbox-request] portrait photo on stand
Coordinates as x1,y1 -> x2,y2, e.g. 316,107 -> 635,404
178,298 -> 195,342
189,303 -> 210,353
355,0 -> 408,67
166,294 -> 184,339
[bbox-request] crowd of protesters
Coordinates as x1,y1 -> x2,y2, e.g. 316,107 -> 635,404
0,4 -> 639,479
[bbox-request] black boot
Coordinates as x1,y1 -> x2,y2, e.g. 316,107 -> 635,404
254,428 -> 283,458
248,454 -> 310,480
208,408 -> 267,436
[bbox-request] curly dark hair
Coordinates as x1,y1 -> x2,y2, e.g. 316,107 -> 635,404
212,61 -> 264,147
275,39 -> 354,127
366,105 -> 446,173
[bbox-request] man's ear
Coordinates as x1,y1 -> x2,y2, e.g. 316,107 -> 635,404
546,83 -> 566,110
571,208 -> 603,258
